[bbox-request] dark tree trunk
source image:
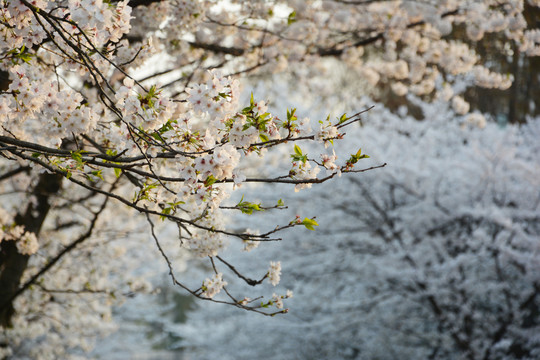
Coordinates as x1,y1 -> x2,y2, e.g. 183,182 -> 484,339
0,172 -> 63,328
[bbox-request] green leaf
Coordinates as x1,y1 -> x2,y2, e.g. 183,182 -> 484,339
204,175 -> 217,187
10,45 -> 34,64
259,133 -> 269,142
160,207 -> 171,220
338,113 -> 348,124
287,11 -> 297,25
301,218 -> 319,231
348,148 -> 370,165
70,151 -> 83,163
291,144 -> 307,163
91,170 -> 104,181
277,199 -> 285,207
236,195 -> 263,215
114,167 -> 122,178
287,108 -> 297,122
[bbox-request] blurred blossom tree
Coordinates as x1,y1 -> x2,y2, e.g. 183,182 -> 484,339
0,0 -> 538,358
175,98 -> 540,360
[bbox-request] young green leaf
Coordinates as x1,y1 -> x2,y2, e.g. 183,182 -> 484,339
294,144 -> 303,156
91,170 -> 104,181
291,145 -> 308,163
236,195 -> 263,215
205,175 -> 217,187
347,148 -> 370,165
287,11 -> 297,25
301,218 -> 319,231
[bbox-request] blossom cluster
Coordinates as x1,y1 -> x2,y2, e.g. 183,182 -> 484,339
289,160 -> 320,192
183,218 -> 228,257
268,261 -> 281,286
0,0 -> 47,51
270,290 -> 293,309
0,208 -> 39,255
68,0 -> 132,45
201,272 -> 227,298
0,0 -> 132,70
0,64 -> 99,147
187,70 -> 240,122
241,229 -> 260,252
320,150 -> 339,176
115,78 -> 174,131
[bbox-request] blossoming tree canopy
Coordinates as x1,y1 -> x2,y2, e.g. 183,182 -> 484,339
0,0 -> 539,358
0,0 -> 384,327
172,99 -> 540,360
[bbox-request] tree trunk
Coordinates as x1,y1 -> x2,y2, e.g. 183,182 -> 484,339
0,172 -> 63,328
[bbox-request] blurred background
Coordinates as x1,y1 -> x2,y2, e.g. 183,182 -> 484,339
95,43 -> 540,358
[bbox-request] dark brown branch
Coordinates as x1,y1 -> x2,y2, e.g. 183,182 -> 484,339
1,133 -> 386,186
6,147 -> 277,240
316,9 -> 460,56
189,41 -> 246,56
216,255 -> 267,286
127,0 -> 164,8
334,0 -> 387,4
144,212 -> 285,316
37,285 -> 111,295
0,166 -> 30,182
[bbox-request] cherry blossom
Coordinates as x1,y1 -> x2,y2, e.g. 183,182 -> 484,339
0,0 -> 538,358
